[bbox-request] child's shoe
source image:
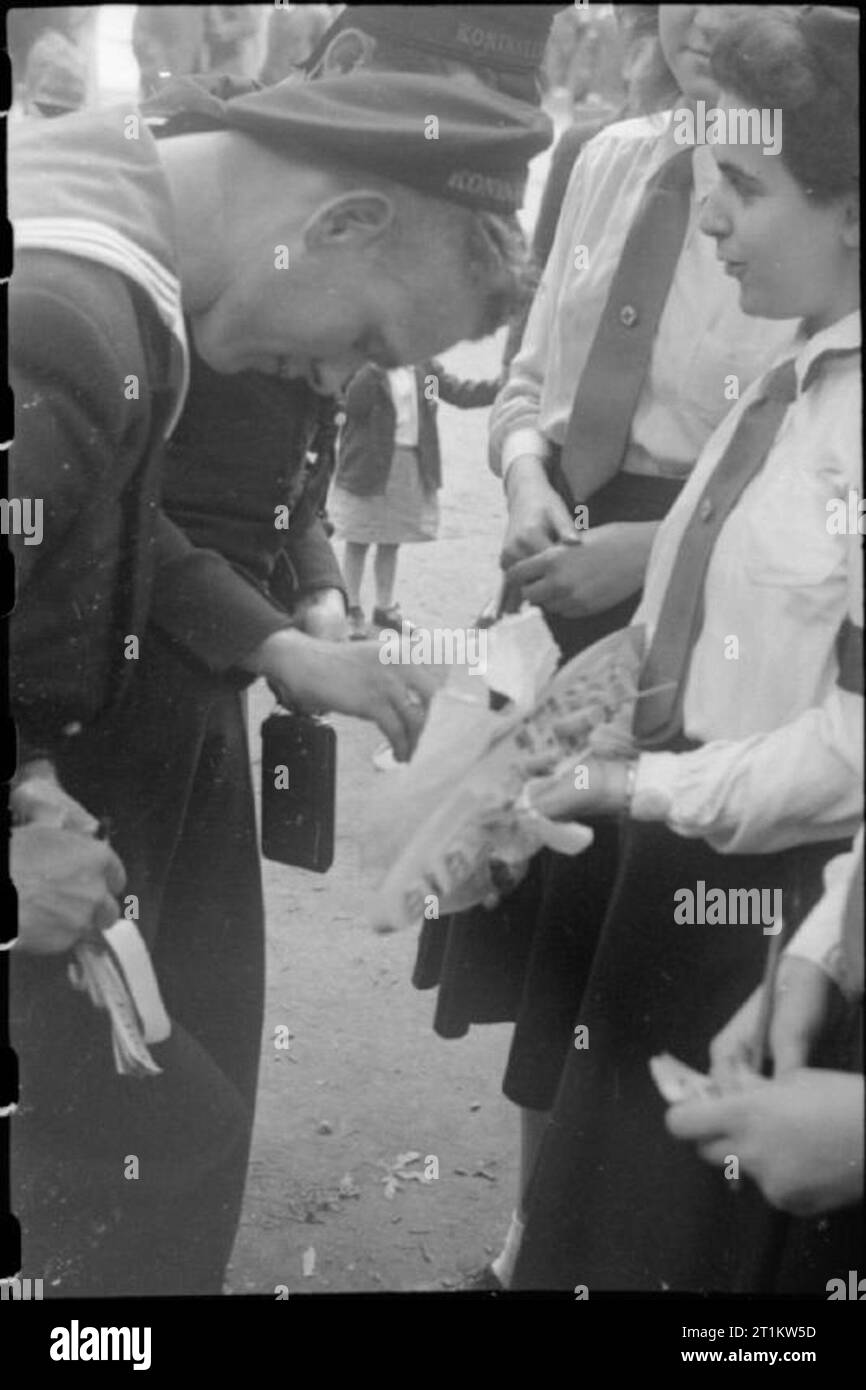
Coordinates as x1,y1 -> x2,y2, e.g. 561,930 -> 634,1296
347,605 -> 369,640
372,603 -> 411,634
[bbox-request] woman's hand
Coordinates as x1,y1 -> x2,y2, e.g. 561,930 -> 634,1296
527,756 -> 633,821
708,956 -> 838,1081
506,523 -> 659,618
666,1069 -> 864,1217
249,628 -> 441,762
500,456 -> 575,567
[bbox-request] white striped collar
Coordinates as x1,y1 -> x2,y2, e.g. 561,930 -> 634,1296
14,216 -> 189,438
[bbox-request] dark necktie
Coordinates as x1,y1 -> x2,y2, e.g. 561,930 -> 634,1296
557,146 -> 694,508
634,356 -> 799,747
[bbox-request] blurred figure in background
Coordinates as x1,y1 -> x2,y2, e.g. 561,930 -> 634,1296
7,6 -> 95,112
205,4 -> 265,76
259,2 -> 332,85
132,4 -> 266,99
132,6 -> 208,97
21,30 -> 87,118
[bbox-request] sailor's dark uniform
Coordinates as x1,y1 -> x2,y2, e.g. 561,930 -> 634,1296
9,107 -> 284,1296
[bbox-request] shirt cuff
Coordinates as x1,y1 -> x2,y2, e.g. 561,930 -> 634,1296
630,752 -> 679,823
500,427 -> 549,486
783,838 -> 861,999
784,931 -> 851,997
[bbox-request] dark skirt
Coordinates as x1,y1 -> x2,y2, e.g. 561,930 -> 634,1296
12,632 -> 265,1296
412,472 -> 684,1090
512,818 -> 854,1292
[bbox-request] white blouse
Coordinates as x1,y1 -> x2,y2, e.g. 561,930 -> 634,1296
631,311 -> 863,855
388,366 -> 419,449
490,110 -> 796,481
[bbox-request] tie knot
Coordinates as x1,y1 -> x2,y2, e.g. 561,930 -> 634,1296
761,357 -> 798,405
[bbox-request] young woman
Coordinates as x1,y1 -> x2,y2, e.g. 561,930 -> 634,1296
511,3 -> 861,1291
415,4 -> 797,1290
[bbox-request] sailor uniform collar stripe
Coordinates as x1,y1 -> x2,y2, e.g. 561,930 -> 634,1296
14,216 -> 189,438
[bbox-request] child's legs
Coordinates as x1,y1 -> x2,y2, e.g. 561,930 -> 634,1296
519,1105 -> 551,1216
342,542 -> 368,608
373,544 -> 399,611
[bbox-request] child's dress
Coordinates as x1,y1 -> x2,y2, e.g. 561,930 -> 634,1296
331,365 -> 438,545
330,361 -> 500,544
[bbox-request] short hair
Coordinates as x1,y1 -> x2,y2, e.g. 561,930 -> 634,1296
355,171 -> 535,338
710,7 -> 858,202
463,209 -> 536,336
288,151 -> 536,342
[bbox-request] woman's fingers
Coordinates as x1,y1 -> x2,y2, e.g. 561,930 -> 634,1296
505,548 -> 556,587
526,776 -> 585,821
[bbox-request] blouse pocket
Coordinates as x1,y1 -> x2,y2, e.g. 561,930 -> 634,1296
741,487 -> 841,588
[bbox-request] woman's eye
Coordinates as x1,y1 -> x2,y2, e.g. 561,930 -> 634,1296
721,169 -> 755,203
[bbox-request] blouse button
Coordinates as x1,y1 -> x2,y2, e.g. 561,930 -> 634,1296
698,498 -> 714,522
619,305 -> 639,327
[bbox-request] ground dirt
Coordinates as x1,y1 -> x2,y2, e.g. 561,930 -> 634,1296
227,330 -> 526,1295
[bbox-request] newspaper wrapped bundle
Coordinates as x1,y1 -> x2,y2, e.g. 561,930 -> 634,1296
68,919 -> 172,1077
365,615 -> 646,932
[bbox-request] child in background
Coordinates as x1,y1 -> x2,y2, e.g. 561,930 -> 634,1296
331,361 -> 499,639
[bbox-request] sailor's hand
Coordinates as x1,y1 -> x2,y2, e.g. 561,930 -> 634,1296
12,824 -> 126,954
251,628 -> 440,762
11,760 -> 100,834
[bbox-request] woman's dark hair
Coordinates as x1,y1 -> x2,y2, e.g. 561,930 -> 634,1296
710,6 -> 858,202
